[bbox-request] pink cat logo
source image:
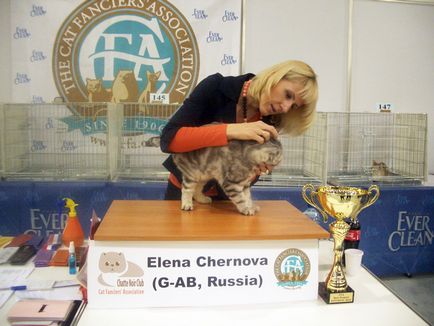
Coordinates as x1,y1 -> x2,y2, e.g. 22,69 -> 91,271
97,252 -> 144,287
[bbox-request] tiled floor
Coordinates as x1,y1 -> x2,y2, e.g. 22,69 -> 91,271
381,274 -> 434,325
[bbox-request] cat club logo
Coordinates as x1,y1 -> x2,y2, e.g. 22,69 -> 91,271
274,248 -> 310,289
98,252 -> 145,291
52,0 -> 199,135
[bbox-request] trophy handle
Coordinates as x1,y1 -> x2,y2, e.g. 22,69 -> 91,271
352,185 -> 380,221
302,184 -> 329,223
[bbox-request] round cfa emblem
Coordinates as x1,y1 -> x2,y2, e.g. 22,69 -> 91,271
274,248 -> 310,289
52,0 -> 199,114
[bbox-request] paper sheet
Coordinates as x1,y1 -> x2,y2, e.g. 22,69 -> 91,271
0,247 -> 19,264
0,266 -> 35,307
0,290 -> 13,308
15,286 -> 82,301
0,266 -> 34,288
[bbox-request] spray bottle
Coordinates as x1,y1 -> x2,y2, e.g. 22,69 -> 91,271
62,198 -> 84,248
68,241 -> 77,275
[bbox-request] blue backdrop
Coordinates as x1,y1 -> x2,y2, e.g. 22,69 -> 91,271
0,181 -> 433,277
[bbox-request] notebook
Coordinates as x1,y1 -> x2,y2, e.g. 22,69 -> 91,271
0,247 -> 19,264
0,236 -> 13,248
5,234 -> 33,248
7,300 -> 74,322
9,245 -> 37,265
49,249 -> 69,267
33,249 -> 54,268
26,235 -> 45,250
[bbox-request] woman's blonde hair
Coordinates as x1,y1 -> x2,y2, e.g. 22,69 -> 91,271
249,60 -> 318,136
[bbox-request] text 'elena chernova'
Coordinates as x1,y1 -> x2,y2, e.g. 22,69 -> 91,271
147,256 -> 269,268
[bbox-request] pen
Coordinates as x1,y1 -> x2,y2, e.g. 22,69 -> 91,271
0,280 -> 79,291
0,285 -> 27,291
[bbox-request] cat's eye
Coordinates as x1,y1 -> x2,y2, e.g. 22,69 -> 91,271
116,262 -> 120,266
105,262 -> 109,266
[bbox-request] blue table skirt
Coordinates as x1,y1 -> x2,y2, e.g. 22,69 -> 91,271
0,181 -> 433,277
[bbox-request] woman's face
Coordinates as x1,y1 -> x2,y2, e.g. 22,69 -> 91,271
259,79 -> 304,117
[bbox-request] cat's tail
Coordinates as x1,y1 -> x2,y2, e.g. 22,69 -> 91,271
98,273 -> 114,287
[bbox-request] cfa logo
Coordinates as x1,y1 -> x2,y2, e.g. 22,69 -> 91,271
52,0 -> 199,115
274,248 -> 310,289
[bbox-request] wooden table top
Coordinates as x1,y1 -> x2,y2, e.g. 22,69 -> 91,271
94,200 -> 329,241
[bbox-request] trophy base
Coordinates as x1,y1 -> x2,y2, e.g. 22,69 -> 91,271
318,282 -> 354,304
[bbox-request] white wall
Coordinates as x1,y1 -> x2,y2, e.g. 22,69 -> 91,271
244,0 -> 350,112
0,0 -> 11,102
244,0 -> 434,174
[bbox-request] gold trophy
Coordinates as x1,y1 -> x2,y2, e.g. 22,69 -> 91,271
302,184 -> 379,304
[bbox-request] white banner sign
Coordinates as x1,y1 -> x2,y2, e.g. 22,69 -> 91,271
88,240 -> 319,307
10,0 -> 242,104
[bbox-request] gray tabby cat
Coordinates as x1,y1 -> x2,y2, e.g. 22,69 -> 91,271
173,139 -> 283,215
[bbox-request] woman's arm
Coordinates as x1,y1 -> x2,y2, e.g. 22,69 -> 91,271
167,124 -> 228,152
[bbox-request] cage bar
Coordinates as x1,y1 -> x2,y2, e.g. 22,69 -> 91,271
325,112 -> 427,186
1,103 -> 112,180
0,106 -> 427,186
257,112 -> 328,186
110,103 -> 178,181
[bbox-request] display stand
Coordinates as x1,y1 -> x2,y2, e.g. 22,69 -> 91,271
88,200 -> 329,308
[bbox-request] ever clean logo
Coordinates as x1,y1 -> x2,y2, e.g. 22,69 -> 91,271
274,248 -> 310,289
52,0 -> 199,112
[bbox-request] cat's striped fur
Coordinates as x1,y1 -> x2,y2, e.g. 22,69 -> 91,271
173,139 -> 283,215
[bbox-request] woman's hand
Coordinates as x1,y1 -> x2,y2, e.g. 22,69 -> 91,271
226,121 -> 278,144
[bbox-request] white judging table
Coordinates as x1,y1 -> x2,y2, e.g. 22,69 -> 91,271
0,241 -> 428,326
78,239 -> 429,326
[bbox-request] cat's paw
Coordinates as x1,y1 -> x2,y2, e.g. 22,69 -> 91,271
194,194 -> 212,204
181,202 -> 194,211
240,206 -> 257,216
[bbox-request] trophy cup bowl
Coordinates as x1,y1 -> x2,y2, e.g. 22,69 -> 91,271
302,184 -> 379,304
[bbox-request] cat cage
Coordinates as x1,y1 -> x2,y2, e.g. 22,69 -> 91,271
257,112 -> 327,186
326,112 -> 427,186
0,102 -> 114,180
110,103 -> 178,181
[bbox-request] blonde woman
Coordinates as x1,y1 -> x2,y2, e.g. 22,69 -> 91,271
161,60 -> 318,199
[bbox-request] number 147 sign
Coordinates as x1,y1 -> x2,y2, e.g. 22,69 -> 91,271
376,103 -> 393,112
